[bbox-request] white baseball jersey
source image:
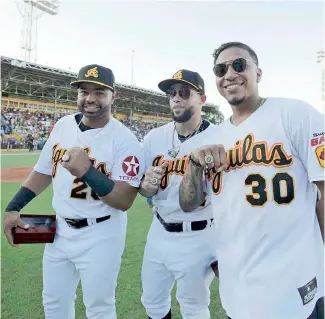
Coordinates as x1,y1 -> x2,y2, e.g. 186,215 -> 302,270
143,121 -> 215,222
203,98 -> 324,319
34,113 -> 144,237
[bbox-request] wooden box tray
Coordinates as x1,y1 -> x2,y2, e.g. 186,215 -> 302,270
13,214 -> 56,244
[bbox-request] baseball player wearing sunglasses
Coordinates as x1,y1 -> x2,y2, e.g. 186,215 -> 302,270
139,70 -> 218,319
180,41 -> 324,319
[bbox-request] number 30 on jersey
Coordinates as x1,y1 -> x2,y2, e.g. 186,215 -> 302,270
245,172 -> 295,207
208,170 -> 295,207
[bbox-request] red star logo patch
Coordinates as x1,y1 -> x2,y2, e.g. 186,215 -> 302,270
122,156 -> 140,177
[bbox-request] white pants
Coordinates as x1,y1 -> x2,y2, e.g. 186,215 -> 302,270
42,215 -> 127,319
141,216 -> 217,319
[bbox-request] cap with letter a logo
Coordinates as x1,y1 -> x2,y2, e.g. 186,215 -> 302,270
158,69 -> 205,94
315,145 -> 325,168
70,64 -> 115,92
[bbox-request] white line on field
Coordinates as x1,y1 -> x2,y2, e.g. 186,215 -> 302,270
1,153 -> 40,156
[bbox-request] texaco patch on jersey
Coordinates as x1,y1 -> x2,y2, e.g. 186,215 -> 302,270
122,156 -> 140,177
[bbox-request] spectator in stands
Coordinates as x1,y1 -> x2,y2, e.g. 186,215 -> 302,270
120,118 -> 156,142
37,137 -> 46,150
7,137 -> 16,151
1,106 -> 165,145
25,134 -> 34,152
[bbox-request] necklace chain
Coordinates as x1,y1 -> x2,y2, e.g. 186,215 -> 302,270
230,97 -> 266,125
168,119 -> 203,158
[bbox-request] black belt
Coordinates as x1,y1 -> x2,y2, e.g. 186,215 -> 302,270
65,215 -> 111,229
155,212 -> 213,232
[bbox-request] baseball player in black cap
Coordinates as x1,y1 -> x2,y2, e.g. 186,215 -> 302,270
139,69 -> 218,319
4,64 -> 144,319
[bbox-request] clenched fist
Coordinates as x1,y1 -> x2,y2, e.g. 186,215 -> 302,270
141,162 -> 169,195
191,144 -> 227,171
61,147 -> 91,178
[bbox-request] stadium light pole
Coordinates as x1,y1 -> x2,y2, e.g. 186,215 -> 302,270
317,50 -> 325,111
17,0 -> 60,62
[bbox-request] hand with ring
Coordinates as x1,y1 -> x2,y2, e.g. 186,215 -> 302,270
62,154 -> 70,162
61,148 -> 91,178
204,154 -> 214,165
150,177 -> 159,185
190,144 -> 227,171
140,162 -> 169,195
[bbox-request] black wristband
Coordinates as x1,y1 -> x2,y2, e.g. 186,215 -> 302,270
81,166 -> 115,197
5,186 -> 36,212
189,154 -> 203,167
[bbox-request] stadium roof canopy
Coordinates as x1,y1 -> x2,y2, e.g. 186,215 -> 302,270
1,56 -> 221,117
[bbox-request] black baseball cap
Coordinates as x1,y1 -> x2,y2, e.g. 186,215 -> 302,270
158,69 -> 205,94
70,64 -> 115,92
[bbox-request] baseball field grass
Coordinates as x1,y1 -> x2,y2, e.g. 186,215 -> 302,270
1,150 -> 226,319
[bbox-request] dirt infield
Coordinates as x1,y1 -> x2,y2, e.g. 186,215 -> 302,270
1,166 -> 34,182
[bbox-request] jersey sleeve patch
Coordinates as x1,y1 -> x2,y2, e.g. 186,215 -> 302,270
315,145 -> 325,168
120,156 -> 140,181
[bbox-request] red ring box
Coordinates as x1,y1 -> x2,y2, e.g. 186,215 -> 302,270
12,214 -> 56,244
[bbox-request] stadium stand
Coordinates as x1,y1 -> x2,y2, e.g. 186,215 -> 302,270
1,56 -> 224,149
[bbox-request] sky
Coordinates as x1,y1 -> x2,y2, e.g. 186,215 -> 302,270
1,0 -> 324,119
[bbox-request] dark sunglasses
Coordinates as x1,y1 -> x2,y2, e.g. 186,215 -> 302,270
213,58 -> 256,78
167,86 -> 199,100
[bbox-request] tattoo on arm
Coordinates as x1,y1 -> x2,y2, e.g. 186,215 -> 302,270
179,163 -> 205,212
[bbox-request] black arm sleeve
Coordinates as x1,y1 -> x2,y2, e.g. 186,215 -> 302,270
5,186 -> 36,212
81,166 -> 115,197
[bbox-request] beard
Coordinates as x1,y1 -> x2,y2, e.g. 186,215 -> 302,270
171,107 -> 194,123
228,96 -> 245,106
77,100 -> 110,120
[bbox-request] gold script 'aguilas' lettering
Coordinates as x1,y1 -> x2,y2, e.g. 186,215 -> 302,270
52,144 -> 110,179
152,154 -> 189,189
206,133 -> 293,194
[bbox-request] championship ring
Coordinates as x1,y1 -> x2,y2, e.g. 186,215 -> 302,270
62,154 -> 70,162
153,167 -> 162,174
150,177 -> 159,185
204,154 -> 214,165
